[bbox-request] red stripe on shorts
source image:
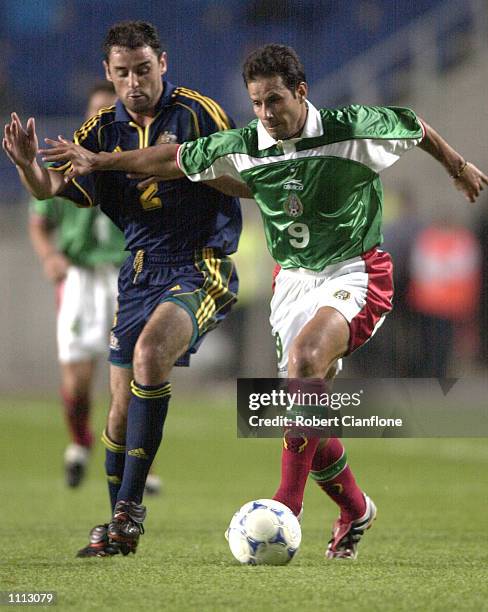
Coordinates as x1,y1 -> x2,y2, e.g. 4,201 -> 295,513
55,279 -> 66,312
272,263 -> 281,292
347,248 -> 394,354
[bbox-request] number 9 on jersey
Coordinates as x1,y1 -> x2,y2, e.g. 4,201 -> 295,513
287,222 -> 310,248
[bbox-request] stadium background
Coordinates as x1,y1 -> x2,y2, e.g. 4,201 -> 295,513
1,3 -> 488,610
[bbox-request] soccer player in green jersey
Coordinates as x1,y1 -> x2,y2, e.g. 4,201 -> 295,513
35,44 -> 487,560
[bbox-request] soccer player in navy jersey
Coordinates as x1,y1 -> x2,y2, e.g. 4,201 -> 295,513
4,21 -> 248,557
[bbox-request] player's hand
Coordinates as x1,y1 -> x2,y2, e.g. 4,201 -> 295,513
43,252 -> 69,283
453,162 -> 488,203
2,113 -> 39,168
127,173 -> 163,190
40,137 -> 97,180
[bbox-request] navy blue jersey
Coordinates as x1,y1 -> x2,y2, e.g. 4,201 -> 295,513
51,81 -> 242,258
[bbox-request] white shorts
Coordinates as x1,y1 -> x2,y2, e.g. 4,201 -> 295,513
270,248 -> 394,376
57,265 -> 119,363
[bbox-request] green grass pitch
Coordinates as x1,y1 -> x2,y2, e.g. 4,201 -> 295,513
0,392 -> 487,611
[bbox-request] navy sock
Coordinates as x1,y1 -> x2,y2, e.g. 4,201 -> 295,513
116,380 -> 171,505
101,429 -> 126,513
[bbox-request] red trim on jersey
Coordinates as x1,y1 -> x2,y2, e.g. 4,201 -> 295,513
347,248 -> 394,354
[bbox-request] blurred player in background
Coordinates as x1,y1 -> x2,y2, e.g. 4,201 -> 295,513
28,82 -> 161,495
42,43 -> 488,561
4,21 -> 245,557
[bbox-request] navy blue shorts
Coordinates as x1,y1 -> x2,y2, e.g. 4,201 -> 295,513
109,248 -> 238,368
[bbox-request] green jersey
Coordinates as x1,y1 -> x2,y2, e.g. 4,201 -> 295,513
178,103 -> 424,271
30,196 -> 127,268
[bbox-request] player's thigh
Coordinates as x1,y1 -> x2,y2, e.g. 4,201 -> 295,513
135,300 -> 195,364
288,306 -> 349,378
57,266 -> 90,362
271,248 -> 393,375
135,253 -> 238,367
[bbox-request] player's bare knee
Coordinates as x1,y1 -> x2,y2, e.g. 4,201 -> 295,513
289,342 -> 324,377
133,339 -> 162,370
133,338 -> 173,384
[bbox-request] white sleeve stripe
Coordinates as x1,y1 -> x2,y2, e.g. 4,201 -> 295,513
185,154 -> 245,183
176,144 -> 184,171
185,136 -> 422,179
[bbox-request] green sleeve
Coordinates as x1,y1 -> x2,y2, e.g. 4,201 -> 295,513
28,196 -> 64,225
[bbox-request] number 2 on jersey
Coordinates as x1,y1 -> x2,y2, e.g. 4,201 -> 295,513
287,222 -> 310,248
139,182 -> 162,210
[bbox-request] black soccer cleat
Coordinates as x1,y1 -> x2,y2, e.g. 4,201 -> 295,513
76,523 -> 138,558
108,500 -> 146,545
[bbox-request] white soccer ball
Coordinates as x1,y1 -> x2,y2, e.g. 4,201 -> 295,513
227,499 -> 301,565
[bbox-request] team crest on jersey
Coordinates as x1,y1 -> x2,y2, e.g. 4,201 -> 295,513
283,178 -> 304,191
284,193 -> 304,218
333,289 -> 351,301
156,131 -> 178,145
110,331 -> 120,351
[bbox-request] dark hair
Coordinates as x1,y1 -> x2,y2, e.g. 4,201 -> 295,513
103,21 -> 162,60
87,81 -> 115,100
242,44 -> 306,93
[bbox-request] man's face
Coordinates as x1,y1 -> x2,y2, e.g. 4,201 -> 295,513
86,90 -> 116,119
104,45 -> 166,116
247,75 -> 308,141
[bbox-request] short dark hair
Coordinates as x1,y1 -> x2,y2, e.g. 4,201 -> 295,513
103,21 -> 162,60
242,44 -> 306,93
87,81 -> 115,100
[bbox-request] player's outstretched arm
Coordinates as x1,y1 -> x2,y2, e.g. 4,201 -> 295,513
41,139 -> 253,198
41,139 -> 183,181
128,173 -> 252,199
418,118 -> 488,203
3,113 -> 65,199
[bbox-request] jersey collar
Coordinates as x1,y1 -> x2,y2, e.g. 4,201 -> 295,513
114,80 -> 177,122
257,101 -> 323,150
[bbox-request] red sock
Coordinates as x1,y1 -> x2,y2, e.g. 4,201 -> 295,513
273,378 -> 326,516
311,438 -> 366,522
273,432 -> 320,516
61,389 -> 93,448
